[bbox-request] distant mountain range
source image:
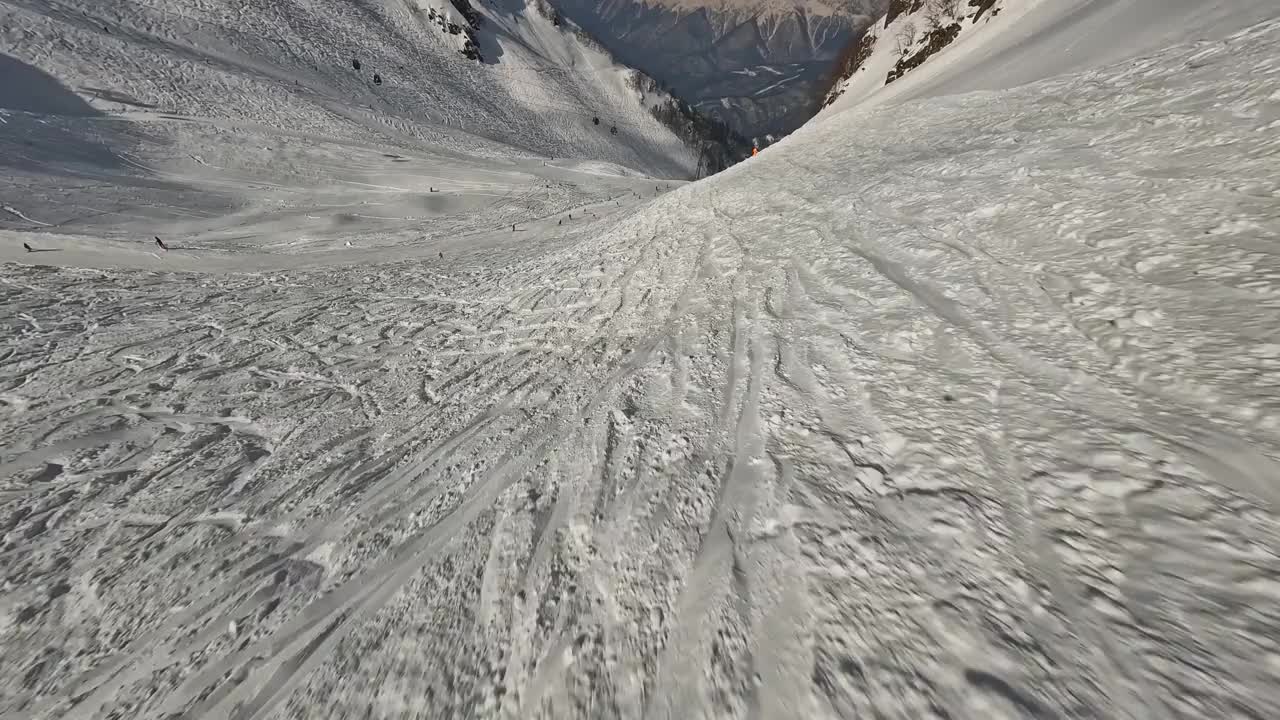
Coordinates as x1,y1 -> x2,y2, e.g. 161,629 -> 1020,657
550,0 -> 888,139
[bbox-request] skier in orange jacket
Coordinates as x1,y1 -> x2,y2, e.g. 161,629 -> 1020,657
751,146 -> 759,157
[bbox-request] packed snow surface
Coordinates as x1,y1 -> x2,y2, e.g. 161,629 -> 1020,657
4,3 -> 1280,720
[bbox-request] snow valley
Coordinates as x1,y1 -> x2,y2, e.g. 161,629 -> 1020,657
3,1 -> 1280,719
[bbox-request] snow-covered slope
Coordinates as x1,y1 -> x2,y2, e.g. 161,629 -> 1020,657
821,0 -> 1280,111
4,2 -> 1280,720
0,0 -> 732,252
0,0 -> 698,177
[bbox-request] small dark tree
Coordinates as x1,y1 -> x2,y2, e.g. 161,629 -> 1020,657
813,27 -> 878,112
449,0 -> 483,29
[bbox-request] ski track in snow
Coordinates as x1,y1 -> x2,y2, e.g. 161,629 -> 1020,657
3,9 -> 1280,720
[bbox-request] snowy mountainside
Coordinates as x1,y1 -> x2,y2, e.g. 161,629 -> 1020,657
819,0 -> 1280,111
0,0 -> 729,259
0,0 -> 699,176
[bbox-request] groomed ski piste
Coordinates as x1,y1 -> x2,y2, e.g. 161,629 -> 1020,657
3,0 -> 1280,718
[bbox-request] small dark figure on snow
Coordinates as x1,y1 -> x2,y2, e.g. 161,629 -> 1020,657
373,73 -> 382,86
353,58 -> 361,71
593,117 -> 599,126
155,236 -> 168,251
439,251 -> 444,259
610,125 -> 618,135
23,243 -> 33,253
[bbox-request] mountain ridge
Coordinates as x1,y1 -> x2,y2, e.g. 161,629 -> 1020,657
817,0 -> 1280,114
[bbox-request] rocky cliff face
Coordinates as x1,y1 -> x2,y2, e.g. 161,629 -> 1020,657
551,0 -> 886,139
816,0 -> 1005,110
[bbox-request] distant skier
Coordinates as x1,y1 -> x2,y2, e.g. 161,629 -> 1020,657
439,251 -> 444,259
610,125 -> 618,135
23,242 -> 33,253
154,236 -> 168,251
751,146 -> 758,157
373,73 -> 382,86
352,58 -> 361,71
593,117 -> 599,126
